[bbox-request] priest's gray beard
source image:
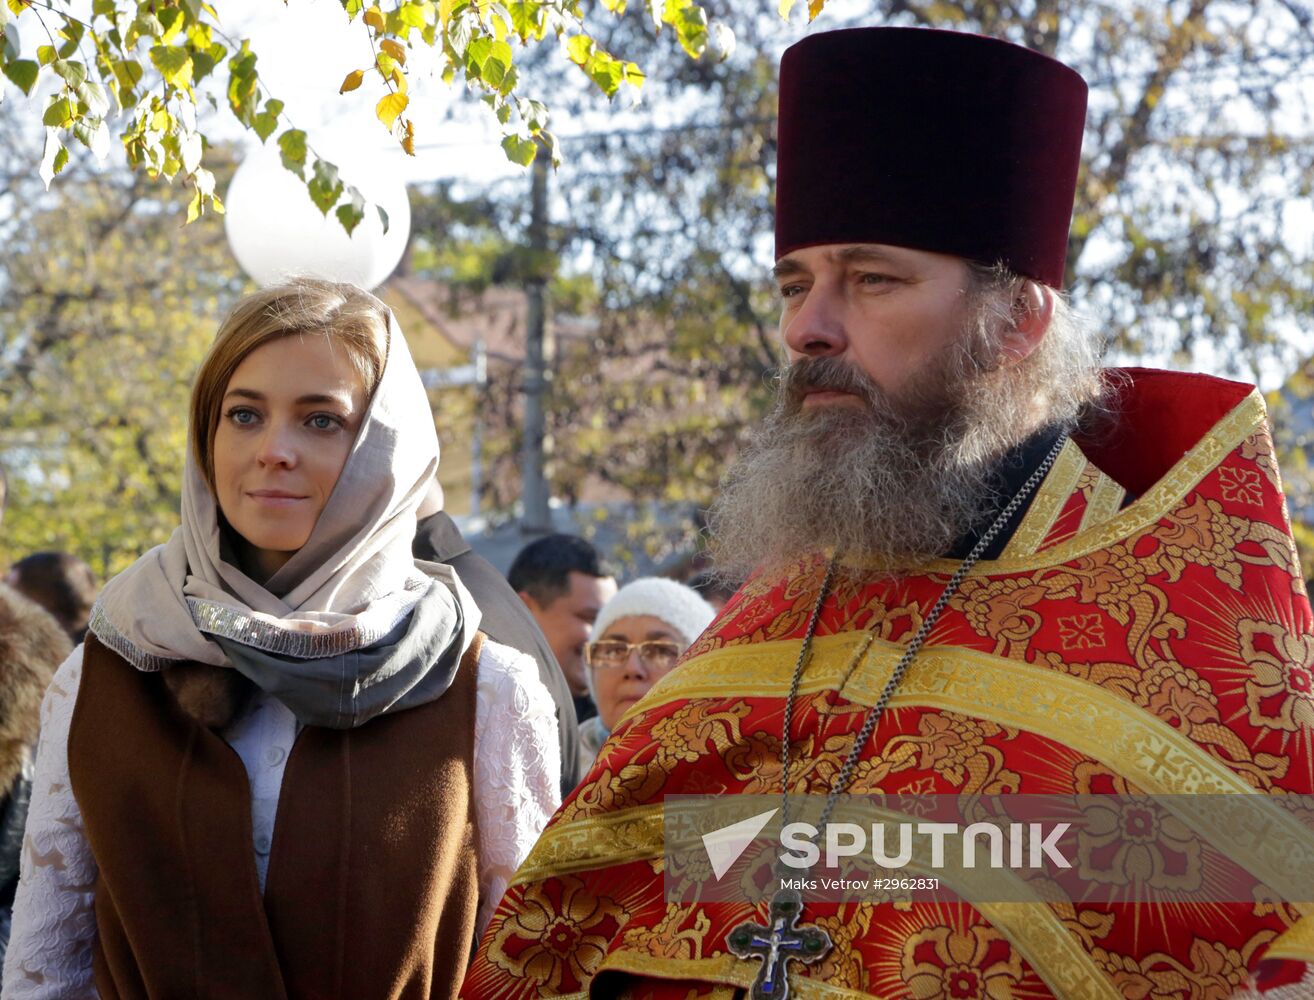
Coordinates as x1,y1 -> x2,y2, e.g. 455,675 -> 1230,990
708,300 -> 1099,580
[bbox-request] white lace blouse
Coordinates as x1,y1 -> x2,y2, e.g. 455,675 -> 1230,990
0,637 -> 560,999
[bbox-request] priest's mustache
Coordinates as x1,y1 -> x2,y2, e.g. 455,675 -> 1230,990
778,357 -> 883,410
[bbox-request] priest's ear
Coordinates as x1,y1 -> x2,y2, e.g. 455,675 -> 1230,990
997,280 -> 1054,366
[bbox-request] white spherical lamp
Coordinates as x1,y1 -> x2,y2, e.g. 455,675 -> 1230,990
224,142 -> 411,290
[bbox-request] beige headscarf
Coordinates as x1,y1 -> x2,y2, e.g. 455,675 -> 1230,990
90,295 -> 479,724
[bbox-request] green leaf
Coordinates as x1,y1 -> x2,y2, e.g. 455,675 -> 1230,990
252,97 -> 281,142
109,59 -> 142,104
150,45 -> 193,88
398,2 -> 427,28
277,127 -> 307,176
2,21 -> 18,61
336,188 -> 366,234
125,10 -> 163,47
3,58 -> 38,95
42,95 -> 73,126
344,0 -> 365,19
56,19 -> 83,59
465,35 -> 492,75
501,132 -> 536,166
92,0 -> 116,17
227,43 -> 259,123
39,127 -> 68,188
73,115 -> 109,158
376,204 -> 390,234
482,56 -> 506,87
80,79 -> 110,117
307,157 -> 343,215
51,58 -> 86,89
157,7 -> 185,43
192,48 -> 217,83
507,1 -> 542,40
37,45 -> 56,66
566,34 -> 593,65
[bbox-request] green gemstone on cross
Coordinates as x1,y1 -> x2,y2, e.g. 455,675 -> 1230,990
725,887 -> 833,1000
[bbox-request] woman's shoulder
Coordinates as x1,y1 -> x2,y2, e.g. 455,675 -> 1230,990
475,636 -> 552,715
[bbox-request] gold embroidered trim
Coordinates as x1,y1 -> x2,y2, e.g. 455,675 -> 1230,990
1264,914 -> 1314,962
1000,439 -> 1087,558
513,804 -> 665,887
905,389 -> 1266,575
974,902 -> 1124,1000
1077,469 -> 1127,535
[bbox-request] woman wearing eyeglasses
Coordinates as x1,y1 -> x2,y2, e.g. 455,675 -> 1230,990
578,577 -> 716,771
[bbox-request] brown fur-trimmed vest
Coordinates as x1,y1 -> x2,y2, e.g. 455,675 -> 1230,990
68,631 -> 483,1000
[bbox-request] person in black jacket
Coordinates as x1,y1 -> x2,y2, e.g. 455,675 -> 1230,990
414,480 -> 581,797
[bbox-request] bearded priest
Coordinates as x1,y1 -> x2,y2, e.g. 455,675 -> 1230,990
462,27 -> 1314,1000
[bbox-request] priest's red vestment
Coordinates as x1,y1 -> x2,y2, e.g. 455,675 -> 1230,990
463,370 -> 1314,999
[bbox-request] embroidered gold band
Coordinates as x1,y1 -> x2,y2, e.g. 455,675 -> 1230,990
1000,439 -> 1087,558
905,389 -> 1265,575
1264,914 -> 1314,962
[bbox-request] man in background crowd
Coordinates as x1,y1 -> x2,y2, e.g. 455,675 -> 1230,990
414,479 -> 583,795
507,534 -> 616,724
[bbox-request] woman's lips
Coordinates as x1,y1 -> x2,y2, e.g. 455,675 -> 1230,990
247,490 -> 308,507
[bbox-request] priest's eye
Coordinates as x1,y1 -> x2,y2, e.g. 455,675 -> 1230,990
857,272 -> 893,286
778,283 -> 806,299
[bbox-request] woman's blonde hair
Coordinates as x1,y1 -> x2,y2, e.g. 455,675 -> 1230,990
190,278 -> 390,488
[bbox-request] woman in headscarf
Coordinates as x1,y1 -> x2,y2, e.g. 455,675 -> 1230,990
2,280 -> 559,999
578,577 -> 715,772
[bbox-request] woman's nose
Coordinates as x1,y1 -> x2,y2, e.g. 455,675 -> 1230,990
255,423 -> 297,467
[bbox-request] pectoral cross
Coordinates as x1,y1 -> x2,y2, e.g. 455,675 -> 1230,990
726,887 -> 832,1000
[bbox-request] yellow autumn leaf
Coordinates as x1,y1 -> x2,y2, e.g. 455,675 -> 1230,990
778,0 -> 797,15
376,91 -> 408,129
340,69 -> 365,93
363,6 -> 385,30
391,65 -> 408,95
807,0 -> 825,18
380,38 -> 407,64
439,0 -> 455,28
401,119 -> 415,155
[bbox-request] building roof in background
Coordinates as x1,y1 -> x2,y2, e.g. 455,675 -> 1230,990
384,274 -> 594,365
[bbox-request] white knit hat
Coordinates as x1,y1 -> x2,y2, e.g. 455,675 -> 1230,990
590,577 -> 717,648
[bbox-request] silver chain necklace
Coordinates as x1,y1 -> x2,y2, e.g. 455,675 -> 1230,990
726,434 -> 1068,1000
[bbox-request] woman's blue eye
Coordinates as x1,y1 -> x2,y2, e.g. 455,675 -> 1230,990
309,414 -> 340,430
226,407 -> 259,425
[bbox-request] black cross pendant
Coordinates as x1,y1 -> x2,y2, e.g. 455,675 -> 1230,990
725,887 -> 832,1000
